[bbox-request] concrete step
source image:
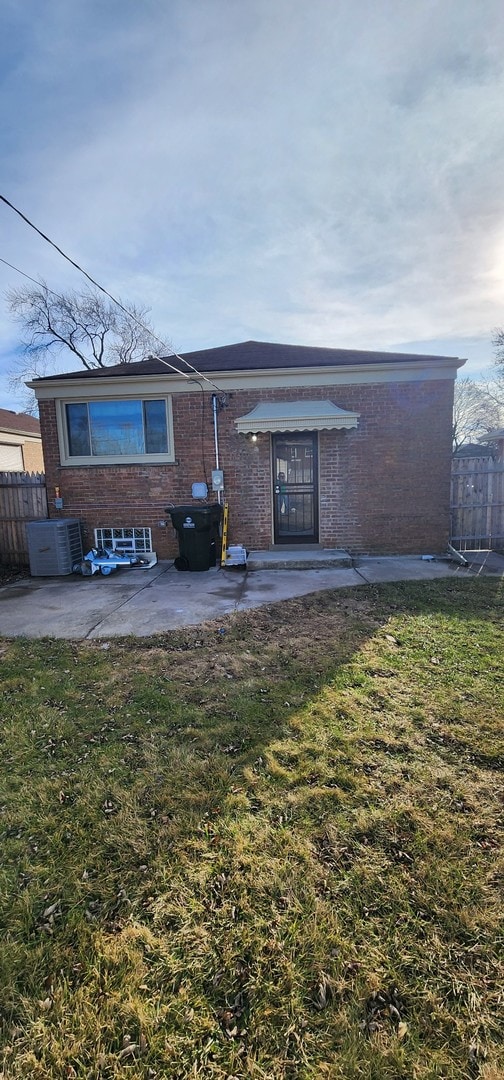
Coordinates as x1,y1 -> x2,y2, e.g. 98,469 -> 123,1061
247,549 -> 353,570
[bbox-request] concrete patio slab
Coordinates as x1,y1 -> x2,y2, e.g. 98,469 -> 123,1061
353,556 -> 467,583
0,553 -> 501,640
247,549 -> 352,570
461,550 -> 504,575
354,551 -> 504,583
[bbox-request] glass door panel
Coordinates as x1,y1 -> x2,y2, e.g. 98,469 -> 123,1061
273,433 -> 318,543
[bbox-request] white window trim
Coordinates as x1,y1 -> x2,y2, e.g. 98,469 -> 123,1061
56,395 -> 175,466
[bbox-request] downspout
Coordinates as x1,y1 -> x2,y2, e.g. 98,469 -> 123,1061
212,395 -> 221,504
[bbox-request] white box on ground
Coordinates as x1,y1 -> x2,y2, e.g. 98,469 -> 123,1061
225,545 -> 247,566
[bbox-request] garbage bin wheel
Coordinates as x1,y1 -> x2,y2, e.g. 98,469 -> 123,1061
80,560 -> 94,576
100,565 -> 114,576
174,555 -> 190,571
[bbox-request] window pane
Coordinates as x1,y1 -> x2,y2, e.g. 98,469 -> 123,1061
89,400 -> 144,455
66,403 -> 90,456
144,400 -> 168,453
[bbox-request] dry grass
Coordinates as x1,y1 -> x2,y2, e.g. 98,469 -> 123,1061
0,576 -> 503,1079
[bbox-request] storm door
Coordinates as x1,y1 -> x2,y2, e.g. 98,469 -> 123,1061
272,433 -> 318,543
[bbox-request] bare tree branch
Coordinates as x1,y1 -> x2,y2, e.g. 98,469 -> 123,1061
6,283 -> 163,407
453,377 -> 502,452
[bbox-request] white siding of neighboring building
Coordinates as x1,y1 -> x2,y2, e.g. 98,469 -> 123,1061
0,442 -> 24,470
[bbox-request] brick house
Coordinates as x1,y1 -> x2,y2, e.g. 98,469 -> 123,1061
0,408 -> 44,472
30,340 -> 464,558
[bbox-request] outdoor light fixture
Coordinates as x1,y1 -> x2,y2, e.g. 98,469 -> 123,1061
238,430 -> 261,443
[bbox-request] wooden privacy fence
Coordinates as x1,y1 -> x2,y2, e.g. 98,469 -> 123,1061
451,456 -> 504,552
0,472 -> 48,565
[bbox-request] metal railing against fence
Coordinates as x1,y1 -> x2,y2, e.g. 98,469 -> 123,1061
0,471 -> 48,565
451,456 -> 504,551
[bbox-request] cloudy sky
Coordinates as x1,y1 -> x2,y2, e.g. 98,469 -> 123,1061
1,0 -> 504,409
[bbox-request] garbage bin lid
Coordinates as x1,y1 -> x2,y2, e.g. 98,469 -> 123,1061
168,503 -> 222,520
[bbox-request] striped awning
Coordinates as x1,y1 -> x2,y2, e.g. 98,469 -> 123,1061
235,400 -> 359,434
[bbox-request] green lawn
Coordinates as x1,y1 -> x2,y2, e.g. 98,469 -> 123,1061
0,577 -> 503,1079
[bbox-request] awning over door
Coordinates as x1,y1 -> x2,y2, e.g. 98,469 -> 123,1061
235,400 -> 359,434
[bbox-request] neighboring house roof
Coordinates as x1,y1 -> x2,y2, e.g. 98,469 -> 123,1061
478,428 -> 504,443
31,340 -> 465,382
0,408 -> 41,436
454,443 -> 494,457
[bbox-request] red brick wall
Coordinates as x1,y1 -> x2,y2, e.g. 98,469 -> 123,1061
39,377 -> 454,556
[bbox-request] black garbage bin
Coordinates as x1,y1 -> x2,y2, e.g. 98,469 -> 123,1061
168,504 -> 223,571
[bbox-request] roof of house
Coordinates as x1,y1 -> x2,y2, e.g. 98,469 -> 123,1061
478,427 -> 504,443
0,408 -> 41,436
32,340 -> 464,382
454,442 -> 494,458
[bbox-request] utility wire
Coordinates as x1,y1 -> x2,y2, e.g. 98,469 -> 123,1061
2,252 -> 214,483
0,253 -> 202,384
0,194 -> 223,394
0,253 -> 200,384
0,256 -> 50,291
1,255 -> 200,383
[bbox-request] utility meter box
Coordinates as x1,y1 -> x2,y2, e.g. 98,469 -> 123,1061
212,469 -> 224,492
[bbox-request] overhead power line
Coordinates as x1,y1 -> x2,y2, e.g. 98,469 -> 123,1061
0,253 -> 200,385
0,194 -> 223,394
0,255 -> 195,383
0,256 -> 50,291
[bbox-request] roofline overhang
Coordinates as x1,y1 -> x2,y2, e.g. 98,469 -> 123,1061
29,357 -> 466,400
478,428 -> 504,443
0,424 -> 41,438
